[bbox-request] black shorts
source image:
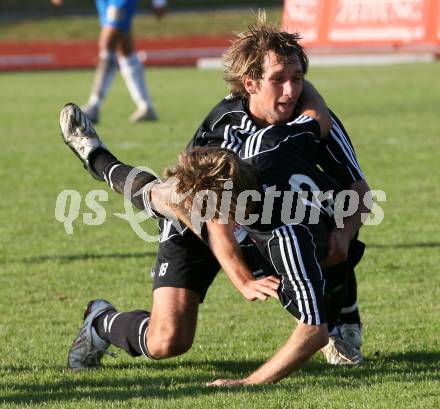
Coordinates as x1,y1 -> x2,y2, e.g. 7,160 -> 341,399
250,223 -> 329,325
151,219 -> 220,302
152,219 -> 364,319
251,222 -> 365,326
152,220 -> 269,302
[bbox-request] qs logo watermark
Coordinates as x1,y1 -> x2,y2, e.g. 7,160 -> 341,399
55,169 -> 386,242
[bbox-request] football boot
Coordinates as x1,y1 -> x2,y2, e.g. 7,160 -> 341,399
59,103 -> 108,180
67,299 -> 117,370
321,335 -> 363,365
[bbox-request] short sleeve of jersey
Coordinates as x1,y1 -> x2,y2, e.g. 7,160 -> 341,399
239,115 -> 321,159
187,96 -> 257,152
318,111 -> 364,186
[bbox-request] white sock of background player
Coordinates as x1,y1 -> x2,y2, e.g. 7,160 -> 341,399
85,49 -> 118,111
118,53 -> 154,113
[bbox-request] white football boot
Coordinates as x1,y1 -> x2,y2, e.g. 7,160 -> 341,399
340,323 -> 363,350
321,335 -> 363,365
59,103 -> 108,180
67,299 -> 117,370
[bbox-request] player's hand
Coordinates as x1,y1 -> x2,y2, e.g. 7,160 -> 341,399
239,276 -> 280,301
51,0 -> 63,6
207,378 -> 248,387
320,228 -> 350,268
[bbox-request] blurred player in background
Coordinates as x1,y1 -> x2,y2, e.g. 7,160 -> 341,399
51,0 -> 166,123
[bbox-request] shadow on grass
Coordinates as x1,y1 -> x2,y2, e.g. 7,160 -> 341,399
368,242 -> 440,249
19,251 -> 157,264
17,242 -> 440,264
0,359 -> 260,376
0,359 -> 262,404
1,351 -> 440,404
304,350 -> 440,376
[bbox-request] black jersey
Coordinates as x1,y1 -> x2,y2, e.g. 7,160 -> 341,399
318,110 -> 364,186
239,116 -> 341,234
188,96 -> 364,188
187,95 -> 257,152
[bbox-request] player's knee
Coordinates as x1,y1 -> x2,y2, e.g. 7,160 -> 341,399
165,335 -> 193,357
148,330 -> 194,358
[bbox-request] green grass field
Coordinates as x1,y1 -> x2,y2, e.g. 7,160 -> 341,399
0,8 -> 282,41
0,62 -> 439,408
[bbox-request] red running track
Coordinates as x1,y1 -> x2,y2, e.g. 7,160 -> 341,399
0,36 -> 231,71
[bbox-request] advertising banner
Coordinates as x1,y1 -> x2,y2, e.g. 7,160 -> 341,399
282,0 -> 440,48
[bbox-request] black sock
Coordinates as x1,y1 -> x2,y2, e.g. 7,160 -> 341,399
340,268 -> 361,326
327,323 -> 337,335
340,308 -> 361,326
89,148 -> 119,178
89,148 -> 158,211
93,309 -> 153,358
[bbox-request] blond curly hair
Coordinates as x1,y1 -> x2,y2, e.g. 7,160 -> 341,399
164,147 -> 258,220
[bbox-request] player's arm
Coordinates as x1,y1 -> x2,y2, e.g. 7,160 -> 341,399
318,112 -> 372,267
206,220 -> 279,301
208,321 -> 328,386
321,178 -> 371,267
296,80 -> 332,137
148,181 -> 279,299
51,0 -> 63,6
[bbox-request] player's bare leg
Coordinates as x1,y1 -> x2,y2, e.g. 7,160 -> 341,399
67,287 -> 200,368
82,27 -> 120,124
146,288 -> 199,358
